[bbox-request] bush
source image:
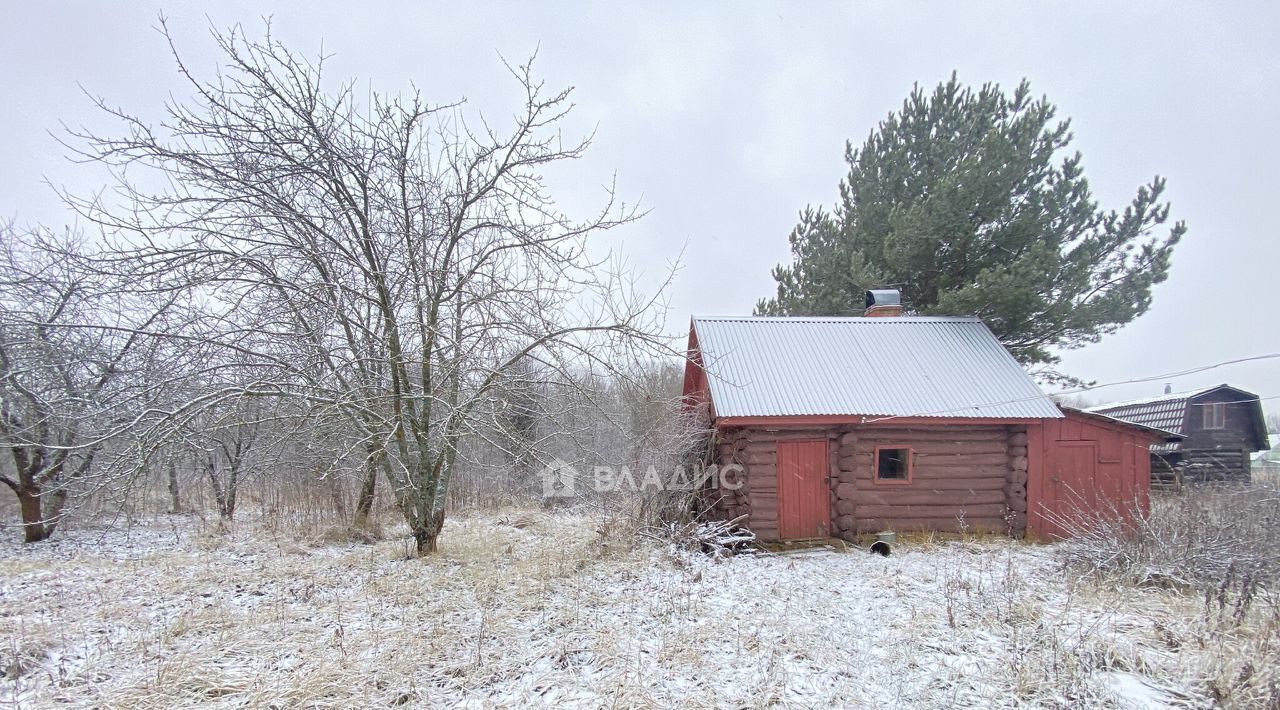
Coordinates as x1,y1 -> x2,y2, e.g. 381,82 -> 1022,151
1058,482 -> 1280,707
1059,483 -> 1280,603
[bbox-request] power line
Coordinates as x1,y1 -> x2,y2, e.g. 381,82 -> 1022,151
1053,353 -> 1280,398
863,352 -> 1280,422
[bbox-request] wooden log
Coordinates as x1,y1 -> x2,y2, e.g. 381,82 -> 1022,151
835,498 -> 855,515
853,428 -> 1010,442
1009,456 -> 1029,471
1008,445 -> 1028,457
836,514 -> 855,531
746,464 -> 777,478
751,430 -> 831,442
854,441 -> 1010,456
853,503 -> 1010,519
1009,432 -> 1028,446
839,431 -> 858,446
1010,469 -> 1028,485
852,490 -> 1008,507
855,476 -> 1009,491
837,468 -> 858,484
838,454 -> 865,471
854,518 -> 1009,534
908,463 -> 1010,477
914,453 -> 1012,466
835,482 -> 857,499
1007,497 -> 1028,513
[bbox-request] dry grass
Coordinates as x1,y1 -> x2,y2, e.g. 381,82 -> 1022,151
1058,482 -> 1280,708
0,505 -> 1261,707
0,509 -> 642,708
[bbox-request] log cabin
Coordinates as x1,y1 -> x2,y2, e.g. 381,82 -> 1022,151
683,291 -> 1179,542
1088,385 -> 1270,485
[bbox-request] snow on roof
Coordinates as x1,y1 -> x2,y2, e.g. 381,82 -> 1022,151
691,316 -> 1062,420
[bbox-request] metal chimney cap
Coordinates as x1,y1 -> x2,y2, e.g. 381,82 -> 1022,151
865,289 -> 901,308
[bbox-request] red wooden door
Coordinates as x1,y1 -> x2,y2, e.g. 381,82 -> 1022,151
1049,442 -> 1098,536
777,440 -> 830,540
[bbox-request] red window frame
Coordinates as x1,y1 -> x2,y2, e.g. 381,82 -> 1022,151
873,445 -> 914,485
1203,402 -> 1226,430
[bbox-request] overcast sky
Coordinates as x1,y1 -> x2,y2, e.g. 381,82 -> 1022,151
2,2 -> 1277,416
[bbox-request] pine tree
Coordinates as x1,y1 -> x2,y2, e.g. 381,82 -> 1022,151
757,74 -> 1184,376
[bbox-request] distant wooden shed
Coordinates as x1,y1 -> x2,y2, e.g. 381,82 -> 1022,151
1089,385 -> 1270,484
683,310 -> 1177,541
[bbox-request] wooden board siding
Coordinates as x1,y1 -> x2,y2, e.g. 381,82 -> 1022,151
776,440 -> 831,539
1027,411 -> 1153,539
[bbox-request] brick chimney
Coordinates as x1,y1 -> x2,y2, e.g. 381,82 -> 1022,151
864,289 -> 903,317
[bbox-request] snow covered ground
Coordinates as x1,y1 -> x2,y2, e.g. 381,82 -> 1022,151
0,511 -> 1245,707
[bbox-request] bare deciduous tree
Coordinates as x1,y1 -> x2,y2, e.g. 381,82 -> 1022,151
191,398 -> 267,521
0,224 -> 171,542
64,21 -> 668,554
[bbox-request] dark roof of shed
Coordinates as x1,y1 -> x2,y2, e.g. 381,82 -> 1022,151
1086,390 -> 1200,435
1087,384 -> 1270,452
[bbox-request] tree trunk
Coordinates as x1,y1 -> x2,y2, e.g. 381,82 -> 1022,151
412,509 -> 445,556
223,469 -> 237,520
353,453 -> 378,529
324,469 -> 347,519
207,460 -> 235,520
413,528 -> 438,555
167,461 -> 183,514
17,484 -> 51,543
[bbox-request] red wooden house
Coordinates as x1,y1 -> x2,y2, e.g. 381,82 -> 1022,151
682,295 -> 1178,541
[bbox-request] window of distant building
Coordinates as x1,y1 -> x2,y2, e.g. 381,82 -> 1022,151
1203,402 -> 1226,430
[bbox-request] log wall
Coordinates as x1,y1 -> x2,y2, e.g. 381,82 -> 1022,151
709,423 -> 1024,541
831,425 -> 1018,537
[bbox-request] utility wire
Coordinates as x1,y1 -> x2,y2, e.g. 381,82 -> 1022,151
861,352 -> 1280,423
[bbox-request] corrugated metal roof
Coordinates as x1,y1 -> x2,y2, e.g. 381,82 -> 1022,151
1085,390 -> 1202,437
692,316 -> 1062,420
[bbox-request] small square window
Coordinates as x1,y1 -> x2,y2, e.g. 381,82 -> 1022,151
875,447 -> 912,483
1203,402 -> 1226,430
